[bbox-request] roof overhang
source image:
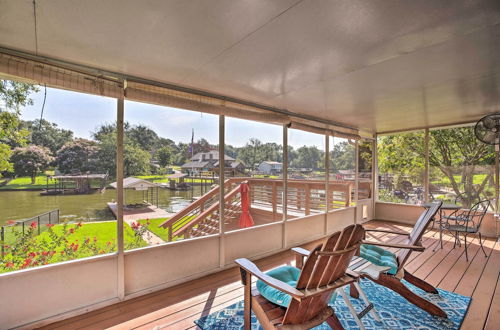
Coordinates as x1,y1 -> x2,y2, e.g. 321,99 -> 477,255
109,177 -> 159,190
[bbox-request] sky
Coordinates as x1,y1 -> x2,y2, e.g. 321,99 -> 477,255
21,87 -> 325,148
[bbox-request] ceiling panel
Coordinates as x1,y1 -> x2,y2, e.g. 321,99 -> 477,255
0,0 -> 500,133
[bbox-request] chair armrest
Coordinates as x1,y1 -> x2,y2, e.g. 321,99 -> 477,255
346,269 -> 360,278
235,258 -> 305,300
361,240 -> 425,252
291,247 -> 311,257
365,229 -> 410,236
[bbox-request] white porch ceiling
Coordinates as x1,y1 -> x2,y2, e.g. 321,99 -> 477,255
1,0 -> 500,133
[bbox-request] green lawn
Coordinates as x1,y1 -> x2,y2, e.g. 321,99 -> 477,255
40,221 -> 146,250
138,215 -> 196,242
431,173 -> 489,186
252,175 -> 280,179
0,221 -> 147,272
0,175 -> 51,190
138,218 -> 171,241
136,174 -> 215,184
1,221 -> 147,249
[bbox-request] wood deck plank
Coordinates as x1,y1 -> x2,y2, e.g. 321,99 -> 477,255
460,242 -> 499,330
484,272 -> 500,330
425,237 -> 479,287
454,238 -> 496,297
38,221 -> 499,330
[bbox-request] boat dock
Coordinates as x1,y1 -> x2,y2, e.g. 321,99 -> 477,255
107,202 -> 174,222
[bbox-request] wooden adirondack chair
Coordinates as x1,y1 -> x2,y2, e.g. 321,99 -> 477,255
235,224 -> 364,330
295,201 -> 447,319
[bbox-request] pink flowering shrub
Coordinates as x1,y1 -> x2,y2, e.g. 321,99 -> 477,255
128,221 -> 152,247
0,222 -> 115,273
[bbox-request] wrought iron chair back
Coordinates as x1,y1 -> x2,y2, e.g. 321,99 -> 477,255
452,200 -> 490,232
443,199 -> 491,261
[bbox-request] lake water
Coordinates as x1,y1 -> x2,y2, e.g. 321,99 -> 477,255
0,187 -> 204,225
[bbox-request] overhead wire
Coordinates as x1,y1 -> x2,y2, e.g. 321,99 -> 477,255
38,84 -> 47,130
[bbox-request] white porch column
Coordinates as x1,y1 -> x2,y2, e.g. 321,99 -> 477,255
354,140 -> 359,223
324,133 -> 330,234
218,115 -> 225,267
282,124 -> 288,248
373,136 -> 378,211
424,128 -> 430,203
116,82 -> 125,300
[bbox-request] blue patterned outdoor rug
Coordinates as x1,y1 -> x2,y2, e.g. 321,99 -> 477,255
195,279 -> 470,329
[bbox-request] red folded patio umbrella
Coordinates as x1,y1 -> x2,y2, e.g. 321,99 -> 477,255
239,182 -> 254,228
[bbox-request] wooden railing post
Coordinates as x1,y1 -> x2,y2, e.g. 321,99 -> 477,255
327,183 -> 332,210
305,184 -> 311,215
296,188 -> 301,210
272,181 -> 277,220
346,185 -> 352,207
168,225 -> 173,242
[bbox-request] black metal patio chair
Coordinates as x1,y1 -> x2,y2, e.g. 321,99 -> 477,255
441,200 -> 490,261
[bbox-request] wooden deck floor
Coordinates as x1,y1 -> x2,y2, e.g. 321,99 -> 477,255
41,220 -> 499,330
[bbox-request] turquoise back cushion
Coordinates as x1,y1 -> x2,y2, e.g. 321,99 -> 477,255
256,265 -> 337,307
359,244 -> 398,275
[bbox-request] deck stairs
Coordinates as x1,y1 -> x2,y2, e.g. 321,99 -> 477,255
159,180 -> 244,240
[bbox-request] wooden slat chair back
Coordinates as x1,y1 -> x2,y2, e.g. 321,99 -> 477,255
346,201 -> 447,318
396,201 -> 441,269
236,224 -> 364,329
281,224 -> 364,326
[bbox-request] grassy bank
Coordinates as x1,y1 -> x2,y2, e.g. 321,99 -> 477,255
2,221 -> 146,248
0,175 -> 50,190
138,215 -> 195,242
1,221 -> 147,273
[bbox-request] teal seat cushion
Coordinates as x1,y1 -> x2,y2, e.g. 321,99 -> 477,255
256,265 -> 338,307
360,244 -> 398,275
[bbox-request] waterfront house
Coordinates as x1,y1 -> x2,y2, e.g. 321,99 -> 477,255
180,150 -> 246,176
257,161 -> 282,175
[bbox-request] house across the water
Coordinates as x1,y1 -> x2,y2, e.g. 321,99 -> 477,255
257,161 -> 282,175
180,151 -> 245,176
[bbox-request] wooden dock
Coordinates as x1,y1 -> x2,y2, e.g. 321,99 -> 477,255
107,202 -> 174,222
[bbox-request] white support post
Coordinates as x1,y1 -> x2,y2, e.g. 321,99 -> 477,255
372,136 -> 378,217
495,144 -> 499,241
424,128 -> 430,203
354,140 -> 359,223
282,124 -> 288,248
218,115 -> 225,267
324,133 -> 330,234
116,84 -> 125,300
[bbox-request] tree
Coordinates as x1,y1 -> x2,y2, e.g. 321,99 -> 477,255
330,141 -> 355,172
24,119 -> 73,154
237,138 -> 262,168
11,145 -> 53,183
378,132 -> 424,179
377,127 -> 494,207
429,127 -> 493,207
56,139 -> 99,174
190,138 -> 212,155
291,145 -> 322,170
156,146 -> 172,167
235,139 -> 283,169
124,144 -> 151,176
0,80 -> 39,175
127,124 -> 159,152
94,132 -> 152,177
92,122 -> 127,142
